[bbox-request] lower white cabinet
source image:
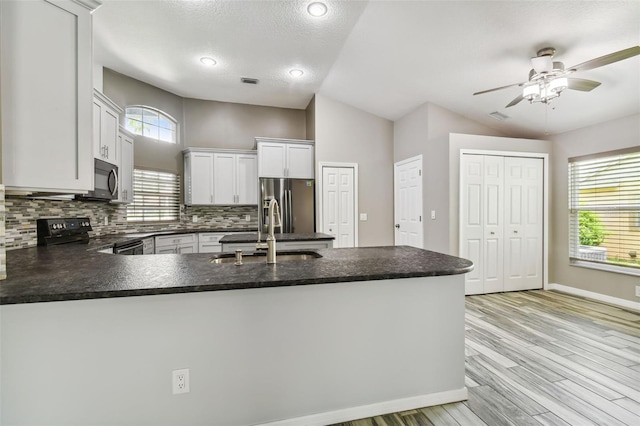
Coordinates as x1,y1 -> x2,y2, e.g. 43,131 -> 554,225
154,234 -> 198,254
142,238 -> 154,254
222,239 -> 333,253
198,233 -> 226,253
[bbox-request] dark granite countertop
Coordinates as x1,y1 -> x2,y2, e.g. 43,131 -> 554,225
220,232 -> 335,244
1,243 -> 473,305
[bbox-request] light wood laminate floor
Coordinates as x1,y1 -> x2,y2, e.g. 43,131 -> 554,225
331,290 -> 640,426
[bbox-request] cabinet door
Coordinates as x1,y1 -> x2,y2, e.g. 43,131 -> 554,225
258,143 -> 286,177
213,153 -> 236,204
119,133 -> 134,203
236,153 -> 258,204
1,0 -> 93,192
101,107 -> 119,165
156,246 -> 177,254
190,153 -> 214,204
177,244 -> 196,254
286,144 -> 314,179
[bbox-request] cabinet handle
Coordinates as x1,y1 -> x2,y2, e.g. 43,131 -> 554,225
210,195 -> 213,203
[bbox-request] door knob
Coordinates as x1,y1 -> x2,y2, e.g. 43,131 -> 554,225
514,230 -> 518,234
395,224 -> 400,229
490,231 -> 495,235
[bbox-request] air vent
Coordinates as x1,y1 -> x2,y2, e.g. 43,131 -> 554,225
241,77 -> 259,85
489,111 -> 509,121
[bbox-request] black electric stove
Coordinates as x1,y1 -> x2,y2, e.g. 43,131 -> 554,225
36,218 -> 93,246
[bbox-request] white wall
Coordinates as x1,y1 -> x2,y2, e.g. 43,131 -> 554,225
315,94 -> 395,246
394,102 -> 506,253
550,113 -> 640,302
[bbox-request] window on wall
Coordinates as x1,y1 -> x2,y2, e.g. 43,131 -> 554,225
127,169 -> 181,222
568,148 -> 640,274
125,106 -> 177,143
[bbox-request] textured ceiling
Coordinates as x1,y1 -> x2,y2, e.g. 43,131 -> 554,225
94,1 -> 640,138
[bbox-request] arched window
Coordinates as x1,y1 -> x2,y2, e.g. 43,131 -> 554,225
125,106 -> 177,144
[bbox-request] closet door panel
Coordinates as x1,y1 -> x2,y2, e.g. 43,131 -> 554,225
483,155 -> 504,293
461,155 -> 484,295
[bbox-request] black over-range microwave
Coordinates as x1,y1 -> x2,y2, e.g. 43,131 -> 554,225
77,159 -> 118,201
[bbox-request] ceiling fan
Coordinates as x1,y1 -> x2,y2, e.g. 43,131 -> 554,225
473,46 -> 640,108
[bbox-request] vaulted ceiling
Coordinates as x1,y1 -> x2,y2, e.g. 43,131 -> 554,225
94,0 -> 640,139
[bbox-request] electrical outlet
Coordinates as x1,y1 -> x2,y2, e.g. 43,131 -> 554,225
192,215 -> 198,223
635,285 -> 640,298
104,216 -> 108,226
245,215 -> 251,222
172,369 -> 190,395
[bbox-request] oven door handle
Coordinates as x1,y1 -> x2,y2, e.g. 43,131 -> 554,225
108,168 -> 119,197
115,241 -> 143,254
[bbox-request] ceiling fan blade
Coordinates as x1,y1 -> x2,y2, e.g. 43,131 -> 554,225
505,94 -> 525,108
473,82 -> 524,96
567,78 -> 602,92
568,46 -> 640,72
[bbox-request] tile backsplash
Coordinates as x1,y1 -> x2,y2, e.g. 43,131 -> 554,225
4,197 -> 258,250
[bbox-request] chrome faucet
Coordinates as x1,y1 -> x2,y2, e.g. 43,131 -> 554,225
256,198 -> 281,264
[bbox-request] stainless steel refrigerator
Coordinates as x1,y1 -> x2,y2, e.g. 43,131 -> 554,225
259,178 -> 315,234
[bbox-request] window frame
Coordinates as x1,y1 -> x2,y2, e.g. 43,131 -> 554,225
568,147 -> 640,277
124,105 -> 178,144
126,168 -> 181,223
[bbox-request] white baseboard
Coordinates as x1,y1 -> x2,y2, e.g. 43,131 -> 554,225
547,283 -> 640,312
258,387 -> 468,426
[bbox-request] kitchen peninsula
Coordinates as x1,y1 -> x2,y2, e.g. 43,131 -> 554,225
1,243 -> 472,426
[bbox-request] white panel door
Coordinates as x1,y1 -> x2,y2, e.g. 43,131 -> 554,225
483,155 -> 504,293
257,143 -> 286,177
191,153 -> 214,204
236,154 -> 258,204
504,157 -> 543,291
394,156 -> 423,248
322,166 -> 355,248
460,155 -> 484,295
287,144 -> 314,179
213,153 -> 236,204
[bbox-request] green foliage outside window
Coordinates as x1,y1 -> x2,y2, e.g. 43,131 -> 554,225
579,211 -> 607,246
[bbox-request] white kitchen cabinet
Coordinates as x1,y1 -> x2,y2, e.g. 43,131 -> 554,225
93,90 -> 122,165
154,234 -> 198,254
213,152 -> 258,204
184,151 -> 214,205
198,233 -> 226,253
184,149 -> 257,205
255,138 -> 314,179
0,0 -> 98,194
142,238 -> 155,254
112,126 -> 134,204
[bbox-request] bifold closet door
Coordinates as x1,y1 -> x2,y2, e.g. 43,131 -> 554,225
461,154 -> 543,295
504,157 -> 543,291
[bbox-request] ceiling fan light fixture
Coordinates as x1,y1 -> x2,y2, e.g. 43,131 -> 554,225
549,77 -> 568,94
523,84 -> 540,100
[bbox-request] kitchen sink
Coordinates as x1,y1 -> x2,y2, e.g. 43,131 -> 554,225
210,251 -> 322,264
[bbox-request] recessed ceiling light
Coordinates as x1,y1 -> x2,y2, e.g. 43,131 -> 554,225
289,69 -> 304,78
200,57 -> 217,66
307,2 -> 327,17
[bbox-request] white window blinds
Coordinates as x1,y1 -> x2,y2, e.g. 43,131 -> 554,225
127,169 -> 181,222
568,148 -> 640,271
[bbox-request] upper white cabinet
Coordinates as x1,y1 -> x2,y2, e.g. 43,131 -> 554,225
255,137 -> 314,179
0,0 -> 100,193
112,126 -> 134,204
183,148 -> 257,205
93,90 -> 122,165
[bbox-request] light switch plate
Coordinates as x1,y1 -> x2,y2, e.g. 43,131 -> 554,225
431,210 -> 436,220
360,213 -> 368,221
